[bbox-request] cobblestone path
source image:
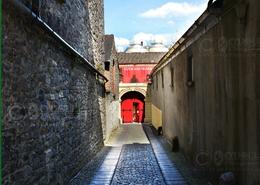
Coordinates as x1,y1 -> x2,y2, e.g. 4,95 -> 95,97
143,125 -> 189,185
110,144 -> 166,185
70,124 -> 189,185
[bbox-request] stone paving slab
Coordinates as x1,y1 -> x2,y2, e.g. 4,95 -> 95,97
70,124 -> 194,185
111,144 -> 166,185
143,125 -> 189,185
105,124 -> 150,146
143,124 -> 219,185
69,147 -> 112,185
89,147 -> 121,185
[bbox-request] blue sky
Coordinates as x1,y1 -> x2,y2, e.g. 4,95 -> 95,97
104,0 -> 208,51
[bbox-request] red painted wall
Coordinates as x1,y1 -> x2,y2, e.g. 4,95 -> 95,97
120,64 -> 155,83
121,92 -> 145,123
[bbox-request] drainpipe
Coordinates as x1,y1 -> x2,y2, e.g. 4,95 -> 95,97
8,0 -> 108,83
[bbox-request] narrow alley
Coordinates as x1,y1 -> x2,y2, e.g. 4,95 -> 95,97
70,124 -> 190,185
3,0 -> 260,185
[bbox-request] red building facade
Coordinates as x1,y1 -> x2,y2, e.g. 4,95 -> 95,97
120,65 -> 155,83
118,52 -> 165,123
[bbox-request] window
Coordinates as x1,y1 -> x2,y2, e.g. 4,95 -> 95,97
187,55 -> 194,86
156,74 -> 158,90
161,71 -> 164,88
104,61 -> 110,71
170,67 -> 174,88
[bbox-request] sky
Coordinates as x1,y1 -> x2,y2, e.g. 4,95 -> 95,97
104,0 -> 209,51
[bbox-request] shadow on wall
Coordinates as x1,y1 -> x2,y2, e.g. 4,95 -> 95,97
3,0 -> 105,184
150,0 -> 260,184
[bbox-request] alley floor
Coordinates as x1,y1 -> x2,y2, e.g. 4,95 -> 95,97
70,124 -> 193,185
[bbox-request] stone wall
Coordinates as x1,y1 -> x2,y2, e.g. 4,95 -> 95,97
104,35 -> 120,142
3,0 -> 105,184
151,0 -> 260,184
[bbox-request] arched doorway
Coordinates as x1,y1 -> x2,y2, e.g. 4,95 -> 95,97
121,91 -> 145,123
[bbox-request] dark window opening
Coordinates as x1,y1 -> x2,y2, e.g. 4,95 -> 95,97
156,75 -> 158,90
171,67 -> 174,88
104,61 -> 110,71
161,71 -> 164,88
187,56 -> 193,81
152,77 -> 154,90
187,55 -> 194,87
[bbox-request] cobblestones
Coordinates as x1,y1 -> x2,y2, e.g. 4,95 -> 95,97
144,124 -> 215,185
70,124 -> 194,185
143,125 -> 188,185
111,144 -> 166,185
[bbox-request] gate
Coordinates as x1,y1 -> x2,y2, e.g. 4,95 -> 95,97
121,92 -> 145,123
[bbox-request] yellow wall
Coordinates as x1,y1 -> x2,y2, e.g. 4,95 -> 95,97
151,104 -> 162,130
144,100 -> 152,123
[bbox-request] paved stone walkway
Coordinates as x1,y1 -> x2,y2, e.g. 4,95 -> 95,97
70,147 -> 112,185
111,144 -> 166,185
105,124 -> 150,146
90,147 -> 121,185
143,125 -> 188,185
70,124 -> 189,185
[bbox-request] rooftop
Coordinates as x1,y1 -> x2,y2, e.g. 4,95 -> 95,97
125,41 -> 169,53
118,52 -> 166,64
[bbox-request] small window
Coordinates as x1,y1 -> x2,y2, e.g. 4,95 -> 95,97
161,71 -> 164,88
104,61 -> 110,71
187,56 -> 193,82
187,55 -> 194,86
170,67 -> 174,88
156,74 -> 158,90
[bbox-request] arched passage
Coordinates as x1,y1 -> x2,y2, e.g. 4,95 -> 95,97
121,91 -> 145,123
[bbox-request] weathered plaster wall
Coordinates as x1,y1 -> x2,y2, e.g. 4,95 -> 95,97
104,35 -> 120,141
105,95 -> 120,142
151,0 -> 260,184
3,0 -> 105,184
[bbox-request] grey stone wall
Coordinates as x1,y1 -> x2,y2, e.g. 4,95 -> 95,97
3,0 -> 105,184
151,0 -> 260,184
87,0 -> 105,67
